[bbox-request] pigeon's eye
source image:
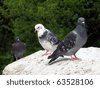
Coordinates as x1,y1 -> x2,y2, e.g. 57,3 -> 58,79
37,27 -> 40,29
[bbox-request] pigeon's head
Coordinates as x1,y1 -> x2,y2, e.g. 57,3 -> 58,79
77,17 -> 85,26
15,37 -> 20,42
35,24 -> 45,33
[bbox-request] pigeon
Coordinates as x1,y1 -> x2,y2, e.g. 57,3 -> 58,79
35,24 -> 60,56
48,17 -> 87,64
12,37 -> 26,61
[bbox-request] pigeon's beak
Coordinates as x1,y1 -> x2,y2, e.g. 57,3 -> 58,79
34,29 -> 37,32
82,21 -> 85,24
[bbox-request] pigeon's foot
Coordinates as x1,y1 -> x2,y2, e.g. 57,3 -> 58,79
42,50 -> 51,56
70,55 -> 80,61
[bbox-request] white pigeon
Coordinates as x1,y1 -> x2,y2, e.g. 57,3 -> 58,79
35,24 -> 60,56
48,17 -> 87,64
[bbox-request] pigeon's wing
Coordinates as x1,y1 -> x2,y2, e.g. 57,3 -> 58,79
12,41 -> 26,59
63,31 -> 77,51
46,30 -> 60,45
12,42 -> 25,52
48,31 -> 77,63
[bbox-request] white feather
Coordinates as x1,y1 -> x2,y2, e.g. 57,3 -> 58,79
35,24 -> 58,52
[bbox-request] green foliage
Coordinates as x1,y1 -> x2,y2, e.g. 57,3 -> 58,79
0,52 -> 12,74
0,0 -> 100,74
0,4 -> 14,52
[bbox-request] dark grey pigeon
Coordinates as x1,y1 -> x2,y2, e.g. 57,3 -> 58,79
35,24 -> 60,56
48,17 -> 87,64
12,37 -> 26,61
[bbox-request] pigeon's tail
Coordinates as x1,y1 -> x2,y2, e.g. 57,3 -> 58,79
48,55 -> 52,59
48,41 -> 65,64
48,55 -> 59,64
48,48 -> 61,63
48,55 -> 64,64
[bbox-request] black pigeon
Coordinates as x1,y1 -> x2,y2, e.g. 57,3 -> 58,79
48,17 -> 87,64
12,37 -> 26,61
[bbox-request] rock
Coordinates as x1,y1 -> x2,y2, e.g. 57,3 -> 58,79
2,47 -> 100,75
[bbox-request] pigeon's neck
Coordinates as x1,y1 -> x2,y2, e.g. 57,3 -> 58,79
75,24 -> 87,38
76,24 -> 85,31
38,29 -> 47,37
16,40 -> 21,43
77,22 -> 85,27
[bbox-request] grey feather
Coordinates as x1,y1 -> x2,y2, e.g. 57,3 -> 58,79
48,17 -> 87,64
39,30 -> 59,45
12,37 -> 26,61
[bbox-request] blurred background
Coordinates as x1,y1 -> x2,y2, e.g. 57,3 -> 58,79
0,0 -> 100,74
